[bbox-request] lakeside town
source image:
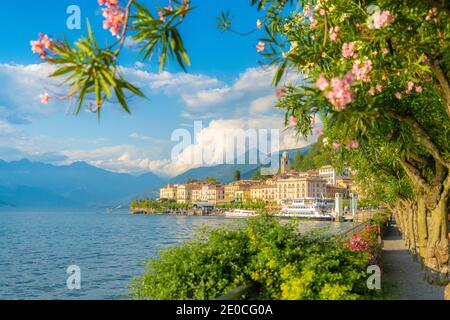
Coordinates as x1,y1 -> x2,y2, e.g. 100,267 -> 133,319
131,152 -> 359,220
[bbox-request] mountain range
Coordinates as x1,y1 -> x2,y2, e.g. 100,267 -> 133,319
0,146 -> 311,208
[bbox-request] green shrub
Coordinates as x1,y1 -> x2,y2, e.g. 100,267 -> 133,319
130,216 -> 383,300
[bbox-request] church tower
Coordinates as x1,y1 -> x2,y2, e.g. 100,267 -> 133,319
280,152 -> 291,175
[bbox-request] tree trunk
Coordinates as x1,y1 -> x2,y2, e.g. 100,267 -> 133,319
417,195 -> 428,261
407,202 -> 417,254
424,193 -> 449,284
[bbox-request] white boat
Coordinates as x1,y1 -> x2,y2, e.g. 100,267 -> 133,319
224,209 -> 258,218
276,198 -> 334,220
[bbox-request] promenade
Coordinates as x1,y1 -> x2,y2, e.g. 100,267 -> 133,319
382,224 -> 445,300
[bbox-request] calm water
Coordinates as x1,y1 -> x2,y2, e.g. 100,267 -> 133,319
0,209 -> 353,300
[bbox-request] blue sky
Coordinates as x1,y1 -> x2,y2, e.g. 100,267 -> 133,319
0,0 -> 312,177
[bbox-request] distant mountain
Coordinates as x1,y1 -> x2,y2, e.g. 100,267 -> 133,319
0,159 -> 166,208
0,146 -> 313,208
169,146 -> 312,184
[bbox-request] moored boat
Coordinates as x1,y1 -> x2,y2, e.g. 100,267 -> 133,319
276,198 -> 334,220
224,209 -> 258,218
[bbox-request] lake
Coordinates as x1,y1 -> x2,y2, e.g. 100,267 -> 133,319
0,209 -> 353,300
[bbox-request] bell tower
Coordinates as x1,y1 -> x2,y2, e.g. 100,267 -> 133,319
280,152 -> 290,175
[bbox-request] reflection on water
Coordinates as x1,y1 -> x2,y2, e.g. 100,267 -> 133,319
0,209 -> 353,300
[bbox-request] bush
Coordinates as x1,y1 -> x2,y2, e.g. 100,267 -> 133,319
130,216 -> 383,300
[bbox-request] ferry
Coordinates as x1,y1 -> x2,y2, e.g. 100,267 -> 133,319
224,209 -> 258,218
276,198 -> 334,220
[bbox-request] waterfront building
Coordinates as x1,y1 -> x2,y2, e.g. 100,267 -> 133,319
325,184 -> 351,199
277,176 -> 328,204
319,165 -> 338,184
160,184 -> 178,200
319,165 -> 352,186
176,184 -> 192,204
250,179 -> 278,203
224,180 -> 259,203
203,184 -> 225,204
160,156 -> 356,205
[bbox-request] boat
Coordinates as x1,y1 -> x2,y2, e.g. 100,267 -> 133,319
276,198 -> 334,220
224,209 -> 258,218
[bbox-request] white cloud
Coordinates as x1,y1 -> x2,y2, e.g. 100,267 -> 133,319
129,132 -> 165,144
61,145 -> 164,174
179,66 -> 302,119
120,67 -> 220,95
249,95 -> 278,114
148,115 -> 318,177
0,63 -> 61,123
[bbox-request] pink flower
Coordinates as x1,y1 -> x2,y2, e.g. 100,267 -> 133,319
352,59 -> 372,82
158,5 -> 174,22
381,47 -> 389,55
324,72 -> 354,110
368,86 -> 376,96
315,75 -> 329,91
276,87 -> 286,98
98,0 -> 119,9
30,33 -> 53,59
371,11 -> 395,29
332,143 -> 341,151
40,93 -> 49,104
288,116 -> 297,128
329,26 -> 340,42
350,140 -> 359,149
406,81 -> 414,94
159,11 -> 167,22
303,8 -> 312,18
98,0 -> 118,9
395,92 -> 402,100
319,9 -> 326,16
342,42 -> 355,58
422,55 -> 430,64
376,83 -> 383,92
99,0 -> 125,36
415,85 -> 423,93
256,42 -> 266,53
102,7 -> 125,36
309,18 -> 317,30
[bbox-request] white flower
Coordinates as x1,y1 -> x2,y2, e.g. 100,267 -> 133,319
256,19 -> 263,29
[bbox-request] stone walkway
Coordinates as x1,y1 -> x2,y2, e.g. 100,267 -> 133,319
382,224 -> 445,300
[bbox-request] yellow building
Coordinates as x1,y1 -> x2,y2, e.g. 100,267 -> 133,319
326,184 -> 350,199
176,184 -> 192,203
224,180 -> 259,203
160,184 -> 178,200
277,176 -> 327,203
250,178 -> 278,203
191,184 -> 203,203
335,176 -> 354,190
205,184 -> 225,204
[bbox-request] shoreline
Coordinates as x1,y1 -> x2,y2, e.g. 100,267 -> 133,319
130,207 -> 226,216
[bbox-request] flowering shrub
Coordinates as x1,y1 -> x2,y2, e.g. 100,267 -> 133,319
131,216 -> 385,300
347,224 -> 382,269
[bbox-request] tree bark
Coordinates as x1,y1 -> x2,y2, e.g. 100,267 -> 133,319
407,201 -> 417,254
424,178 -> 450,284
417,194 -> 428,261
